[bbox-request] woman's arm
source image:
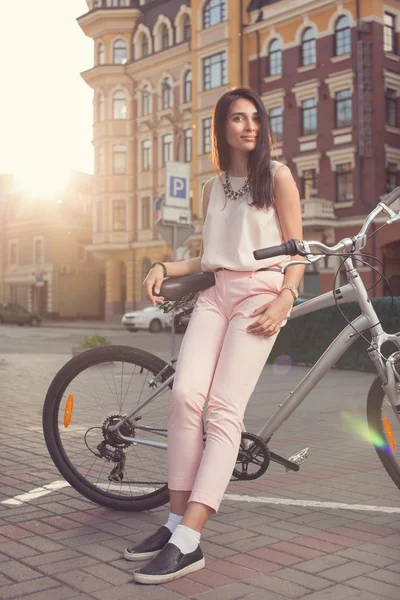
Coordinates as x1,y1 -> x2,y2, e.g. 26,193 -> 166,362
274,164 -> 305,301
143,177 -> 214,304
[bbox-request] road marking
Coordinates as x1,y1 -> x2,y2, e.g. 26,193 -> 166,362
2,480 -> 400,513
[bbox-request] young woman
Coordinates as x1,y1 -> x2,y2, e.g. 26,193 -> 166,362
125,87 -> 304,585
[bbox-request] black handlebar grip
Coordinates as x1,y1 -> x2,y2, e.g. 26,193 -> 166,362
381,186 -> 400,207
253,239 -> 299,260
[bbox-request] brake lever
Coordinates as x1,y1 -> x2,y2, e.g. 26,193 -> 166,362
281,255 -> 323,273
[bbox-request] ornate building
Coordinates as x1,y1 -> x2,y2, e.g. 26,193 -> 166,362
78,0 -> 400,319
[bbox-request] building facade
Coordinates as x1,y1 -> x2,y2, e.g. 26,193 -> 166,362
245,0 -> 400,296
0,172 -> 104,319
78,0 -> 400,319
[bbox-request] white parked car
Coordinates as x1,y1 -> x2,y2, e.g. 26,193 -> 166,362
121,306 -> 172,333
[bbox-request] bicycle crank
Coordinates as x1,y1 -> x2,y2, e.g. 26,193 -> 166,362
232,432 -> 270,481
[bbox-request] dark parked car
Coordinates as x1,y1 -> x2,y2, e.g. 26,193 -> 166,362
0,303 -> 41,326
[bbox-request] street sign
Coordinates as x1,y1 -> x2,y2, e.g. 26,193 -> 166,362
165,162 -> 190,211
155,219 -> 194,249
162,205 -> 191,225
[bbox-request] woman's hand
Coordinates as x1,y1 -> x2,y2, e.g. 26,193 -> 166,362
247,294 -> 293,337
143,265 -> 165,306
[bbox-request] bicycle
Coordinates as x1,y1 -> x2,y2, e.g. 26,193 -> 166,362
43,187 -> 400,511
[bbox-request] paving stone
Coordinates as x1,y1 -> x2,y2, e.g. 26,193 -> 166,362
226,553 -> 282,574
294,555 -> 348,574
366,568 -> 400,586
295,584 -> 364,600
55,570 -> 113,593
163,577 -> 211,597
194,582 -> 261,600
24,548 -> 80,567
273,567 -> 332,591
249,547 -> 302,566
0,576 -> 60,599
0,541 -> 38,559
268,541 -> 325,560
320,560 -> 374,582
346,575 -> 400,599
22,586 -> 81,600
83,563 -> 133,585
336,548 -> 398,568
0,561 -> 43,582
38,555 -> 98,575
250,573 -> 311,598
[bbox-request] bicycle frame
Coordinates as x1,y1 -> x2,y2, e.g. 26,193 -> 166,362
112,256 -> 400,450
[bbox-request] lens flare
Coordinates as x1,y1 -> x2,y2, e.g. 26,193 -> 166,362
273,355 -> 293,376
341,411 -> 394,455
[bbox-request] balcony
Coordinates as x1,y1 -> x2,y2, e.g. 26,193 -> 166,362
301,198 -> 335,225
78,5 -> 139,38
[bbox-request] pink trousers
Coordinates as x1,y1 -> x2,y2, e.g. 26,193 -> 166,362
167,269 -> 286,513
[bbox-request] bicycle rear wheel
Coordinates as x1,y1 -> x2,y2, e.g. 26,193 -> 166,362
367,376 -> 400,491
43,345 -> 174,511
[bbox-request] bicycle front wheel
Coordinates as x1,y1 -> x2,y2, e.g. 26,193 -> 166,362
43,345 -> 174,511
367,376 -> 400,492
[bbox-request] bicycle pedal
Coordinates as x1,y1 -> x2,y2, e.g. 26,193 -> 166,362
286,447 -> 310,471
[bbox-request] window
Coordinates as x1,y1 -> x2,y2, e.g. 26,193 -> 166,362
203,0 -> 226,29
34,239 -> 43,266
98,94 -> 105,121
301,27 -> 316,66
141,139 -> 152,170
9,241 -> 17,266
335,89 -> 352,128
97,42 -> 105,65
386,162 -> 398,192
112,0 -> 126,6
113,90 -> 127,119
97,146 -> 104,175
93,0 -> 101,8
162,133 -> 173,166
112,200 -> 126,231
161,24 -> 169,50
141,258 -> 151,299
113,39 -> 127,64
301,98 -> 317,135
161,78 -> 173,109
302,169 -> 317,199
142,85 -> 152,115
203,51 -> 227,90
268,39 -> 282,76
184,128 -> 192,162
96,202 -> 104,232
141,197 -> 151,229
202,117 -> 212,153
269,106 -> 283,141
336,163 -> 353,202
112,143 -> 127,174
335,15 -> 351,56
384,12 -> 396,54
141,34 -> 149,58
183,15 -> 191,42
184,71 -> 192,103
386,88 -> 397,127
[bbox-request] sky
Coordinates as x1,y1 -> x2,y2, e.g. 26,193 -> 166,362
0,0 -> 94,189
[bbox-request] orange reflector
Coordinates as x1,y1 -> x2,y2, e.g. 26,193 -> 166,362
383,417 -> 396,452
64,394 -> 74,428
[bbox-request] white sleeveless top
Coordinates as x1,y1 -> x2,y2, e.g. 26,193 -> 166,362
201,160 -> 290,272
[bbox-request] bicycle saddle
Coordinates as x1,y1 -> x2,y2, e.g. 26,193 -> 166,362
157,272 -> 215,302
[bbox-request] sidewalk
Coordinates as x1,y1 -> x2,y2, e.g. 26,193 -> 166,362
1,353 -> 400,599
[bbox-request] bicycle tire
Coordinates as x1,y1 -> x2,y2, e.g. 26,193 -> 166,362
366,376 -> 400,491
43,345 -> 173,511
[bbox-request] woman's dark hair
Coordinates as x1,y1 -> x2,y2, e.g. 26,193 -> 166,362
211,87 -> 274,209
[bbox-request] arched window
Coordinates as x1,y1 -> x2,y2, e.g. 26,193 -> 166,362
301,27 -> 316,66
203,0 -> 226,29
141,84 -> 152,116
98,94 -> 105,121
335,15 -> 351,56
113,90 -> 127,119
183,15 -> 191,42
161,24 -> 169,50
97,42 -> 105,65
184,71 -> 192,103
161,77 -> 173,109
113,39 -> 127,64
268,39 -> 282,76
141,33 -> 149,58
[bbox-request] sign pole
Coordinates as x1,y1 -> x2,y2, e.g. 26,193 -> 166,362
171,224 -> 177,358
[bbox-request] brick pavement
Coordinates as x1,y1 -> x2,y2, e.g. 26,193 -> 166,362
0,352 -> 400,599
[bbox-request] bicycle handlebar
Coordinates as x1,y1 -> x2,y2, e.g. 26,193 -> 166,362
253,187 -> 400,260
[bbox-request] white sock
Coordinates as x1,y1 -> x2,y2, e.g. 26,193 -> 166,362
169,524 -> 201,554
164,512 -> 183,534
